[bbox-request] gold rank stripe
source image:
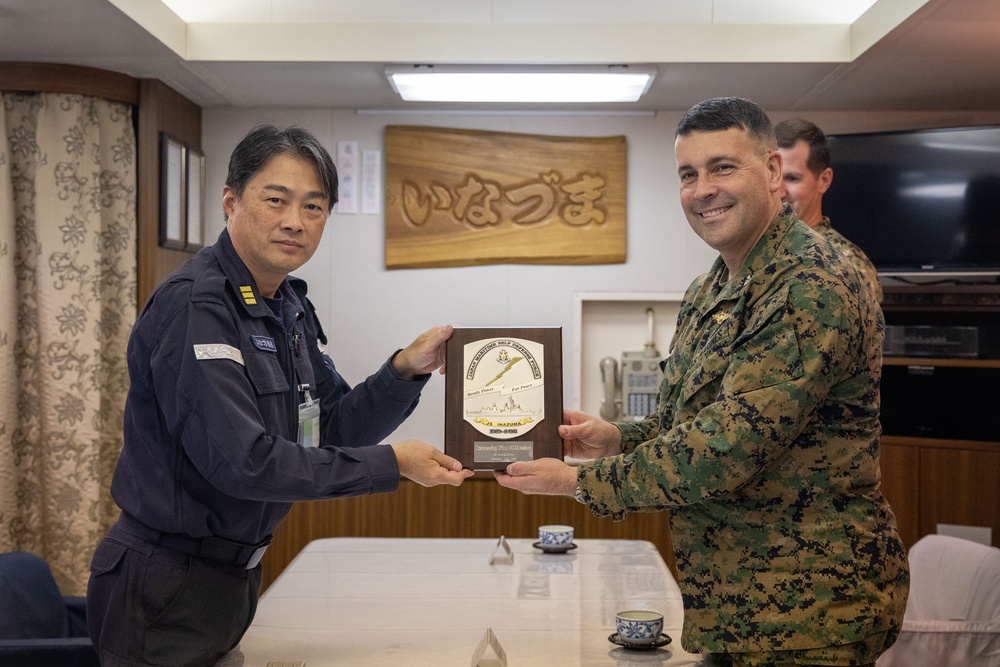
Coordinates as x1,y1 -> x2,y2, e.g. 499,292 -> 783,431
239,285 -> 257,305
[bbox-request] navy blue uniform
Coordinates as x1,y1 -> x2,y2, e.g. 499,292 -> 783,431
88,229 -> 426,666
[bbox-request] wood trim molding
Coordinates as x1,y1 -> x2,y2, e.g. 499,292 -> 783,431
0,62 -> 138,105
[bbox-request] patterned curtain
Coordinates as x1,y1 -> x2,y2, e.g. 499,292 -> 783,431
0,92 -> 136,595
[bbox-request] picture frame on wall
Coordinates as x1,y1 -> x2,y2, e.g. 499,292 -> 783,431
159,132 -> 187,250
186,147 -> 205,251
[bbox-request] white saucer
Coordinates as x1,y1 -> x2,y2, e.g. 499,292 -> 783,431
532,541 -> 578,554
608,632 -> 671,650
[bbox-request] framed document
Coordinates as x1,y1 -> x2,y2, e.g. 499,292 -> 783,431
445,327 -> 563,470
185,147 -> 205,251
159,132 -> 186,250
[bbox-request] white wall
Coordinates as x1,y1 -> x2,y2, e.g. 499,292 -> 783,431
202,108 -> 719,447
201,107 -> 1000,448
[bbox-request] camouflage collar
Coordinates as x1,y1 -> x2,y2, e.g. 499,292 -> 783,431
728,205 -> 799,287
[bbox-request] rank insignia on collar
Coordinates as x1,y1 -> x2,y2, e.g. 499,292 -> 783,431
712,312 -> 730,324
239,285 -> 257,306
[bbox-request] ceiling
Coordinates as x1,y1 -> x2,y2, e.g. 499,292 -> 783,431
1,0 -> 999,112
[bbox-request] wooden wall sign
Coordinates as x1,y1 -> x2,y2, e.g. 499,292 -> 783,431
384,125 -> 626,269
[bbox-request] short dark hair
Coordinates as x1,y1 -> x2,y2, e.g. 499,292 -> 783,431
774,118 -> 831,175
675,97 -> 776,152
225,125 -> 339,218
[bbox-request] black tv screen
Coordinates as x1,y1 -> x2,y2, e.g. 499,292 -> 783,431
824,126 -> 1000,276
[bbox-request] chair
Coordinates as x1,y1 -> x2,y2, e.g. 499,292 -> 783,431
0,551 -> 99,667
877,534 -> 1000,667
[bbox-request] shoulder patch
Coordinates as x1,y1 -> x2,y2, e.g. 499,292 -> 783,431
193,344 -> 245,366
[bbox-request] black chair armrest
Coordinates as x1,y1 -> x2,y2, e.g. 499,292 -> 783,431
64,596 -> 89,637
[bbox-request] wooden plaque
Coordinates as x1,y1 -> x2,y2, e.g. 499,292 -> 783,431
445,327 -> 563,470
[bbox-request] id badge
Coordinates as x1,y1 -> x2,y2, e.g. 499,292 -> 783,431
297,391 -> 320,447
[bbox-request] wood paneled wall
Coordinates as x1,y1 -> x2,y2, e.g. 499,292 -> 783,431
260,474 -> 677,591
136,79 -> 202,306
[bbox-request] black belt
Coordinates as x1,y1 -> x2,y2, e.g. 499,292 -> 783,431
118,514 -> 270,569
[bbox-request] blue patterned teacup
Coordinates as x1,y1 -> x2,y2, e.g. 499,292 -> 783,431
538,524 -> 574,547
615,609 -> 664,645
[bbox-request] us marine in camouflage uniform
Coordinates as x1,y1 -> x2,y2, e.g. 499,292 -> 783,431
496,98 -> 909,667
812,215 -> 883,303
776,118 -> 883,303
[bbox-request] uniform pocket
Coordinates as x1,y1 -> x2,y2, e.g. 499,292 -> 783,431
142,548 -> 194,628
244,350 -> 289,395
142,555 -> 254,666
90,539 -> 128,576
727,288 -> 804,395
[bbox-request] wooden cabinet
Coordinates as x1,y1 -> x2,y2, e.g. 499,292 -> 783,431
879,439 -> 921,549
877,285 -> 1000,551
882,436 -> 1000,550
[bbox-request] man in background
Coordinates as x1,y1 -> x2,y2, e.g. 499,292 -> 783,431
496,98 -> 908,666
87,125 -> 472,667
775,118 -> 883,302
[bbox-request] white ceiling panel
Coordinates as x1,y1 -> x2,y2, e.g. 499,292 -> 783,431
713,0 -> 880,24
2,0 -> 998,112
157,0 -> 881,25
489,0 -> 710,25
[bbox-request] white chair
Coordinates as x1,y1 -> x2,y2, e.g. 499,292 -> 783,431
877,534 -> 1000,667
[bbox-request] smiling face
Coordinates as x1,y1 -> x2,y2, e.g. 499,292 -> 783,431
779,139 -> 832,227
675,126 -> 784,275
224,152 -> 330,297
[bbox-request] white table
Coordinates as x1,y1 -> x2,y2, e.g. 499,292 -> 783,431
215,537 -> 706,666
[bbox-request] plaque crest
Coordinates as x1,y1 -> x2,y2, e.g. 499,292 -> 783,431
463,337 -> 545,439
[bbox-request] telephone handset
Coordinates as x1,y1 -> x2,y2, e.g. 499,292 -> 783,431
598,308 -> 663,422
599,356 -> 620,420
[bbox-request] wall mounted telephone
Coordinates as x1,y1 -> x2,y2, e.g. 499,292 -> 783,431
600,308 -> 663,422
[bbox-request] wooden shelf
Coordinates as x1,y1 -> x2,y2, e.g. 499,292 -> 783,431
883,356 -> 1000,368
882,434 -> 1000,453
882,283 -> 1000,312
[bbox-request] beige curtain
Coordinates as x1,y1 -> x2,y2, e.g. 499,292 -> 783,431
0,92 -> 136,595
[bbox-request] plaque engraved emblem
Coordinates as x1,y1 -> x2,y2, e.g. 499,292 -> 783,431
463,337 -> 544,439
446,328 -> 563,470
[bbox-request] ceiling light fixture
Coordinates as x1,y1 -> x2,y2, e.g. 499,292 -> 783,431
385,65 -> 656,103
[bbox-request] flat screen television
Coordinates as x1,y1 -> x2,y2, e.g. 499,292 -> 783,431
823,125 -> 1000,277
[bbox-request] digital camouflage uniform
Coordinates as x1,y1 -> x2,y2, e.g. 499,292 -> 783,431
575,206 -> 909,655
814,216 -> 883,303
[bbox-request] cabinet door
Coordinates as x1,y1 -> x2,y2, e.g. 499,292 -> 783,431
880,441 -> 920,550
919,447 -> 1000,548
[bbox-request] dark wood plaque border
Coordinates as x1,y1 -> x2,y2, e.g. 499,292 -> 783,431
445,327 -> 563,470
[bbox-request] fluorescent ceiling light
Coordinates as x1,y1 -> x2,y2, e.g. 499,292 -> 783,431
385,65 -> 656,103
